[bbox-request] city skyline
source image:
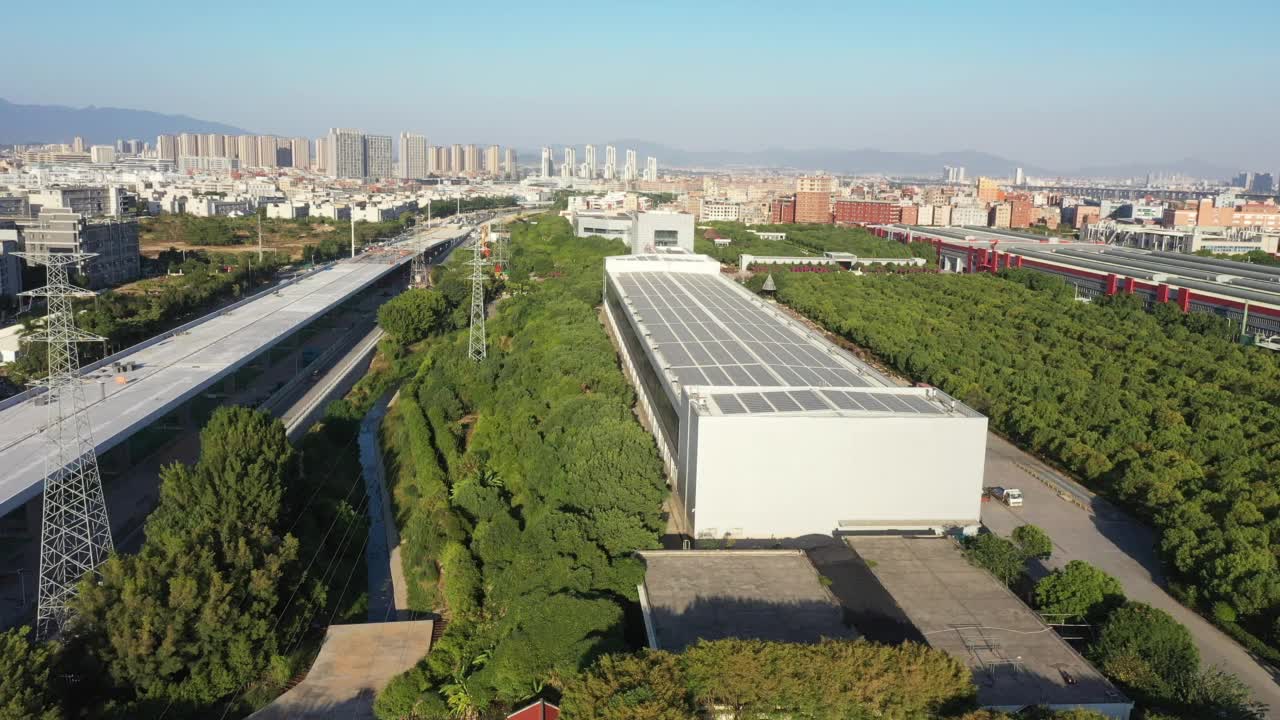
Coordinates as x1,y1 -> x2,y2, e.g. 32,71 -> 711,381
3,1 -> 1278,170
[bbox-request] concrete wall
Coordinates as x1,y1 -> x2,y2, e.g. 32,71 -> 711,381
686,411 -> 988,538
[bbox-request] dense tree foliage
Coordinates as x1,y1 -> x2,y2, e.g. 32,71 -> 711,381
695,221 -> 933,268
560,639 -> 973,720
1034,561 -> 1126,622
756,268 -> 1280,650
1087,602 -> 1264,719
0,627 -> 62,720
377,216 -> 667,718
963,532 -> 1029,586
70,407 -> 317,708
377,288 -> 451,343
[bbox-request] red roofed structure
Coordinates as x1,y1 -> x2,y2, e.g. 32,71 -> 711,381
507,699 -> 560,720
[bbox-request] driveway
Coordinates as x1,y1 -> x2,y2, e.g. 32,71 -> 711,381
980,433 -> 1280,716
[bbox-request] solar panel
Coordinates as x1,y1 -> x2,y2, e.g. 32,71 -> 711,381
854,393 -> 889,412
673,367 -> 708,386
822,390 -> 860,411
878,395 -> 916,413
762,392 -> 802,412
702,366 -> 732,386
714,394 -> 748,415
902,396 -> 945,415
737,392 -> 773,413
614,269 -> 899,397
789,390 -> 830,412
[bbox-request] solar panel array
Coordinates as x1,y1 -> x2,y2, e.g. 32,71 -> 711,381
614,271 -> 874,390
712,389 -> 948,416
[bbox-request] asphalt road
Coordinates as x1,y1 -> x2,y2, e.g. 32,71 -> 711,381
980,433 -> 1280,717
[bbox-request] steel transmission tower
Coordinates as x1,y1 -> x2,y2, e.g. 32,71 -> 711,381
467,225 -> 490,361
410,244 -> 429,288
17,251 -> 114,639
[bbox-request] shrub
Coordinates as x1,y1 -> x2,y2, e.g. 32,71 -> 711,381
1012,524 -> 1053,561
1034,560 -> 1125,622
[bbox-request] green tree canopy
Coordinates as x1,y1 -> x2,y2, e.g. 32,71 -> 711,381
71,407 -> 314,706
1034,560 -> 1126,622
0,627 -> 62,720
1089,602 -> 1199,701
1012,524 -> 1053,561
378,288 -> 450,343
963,532 -> 1026,586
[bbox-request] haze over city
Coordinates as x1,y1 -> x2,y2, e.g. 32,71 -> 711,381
4,0 -> 1279,170
2,3 -> 1280,720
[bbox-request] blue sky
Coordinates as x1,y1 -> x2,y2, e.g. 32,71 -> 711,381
4,0 -> 1277,170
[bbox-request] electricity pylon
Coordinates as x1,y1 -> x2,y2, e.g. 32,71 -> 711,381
467,225 -> 490,361
17,251 -> 114,639
410,243 -> 429,288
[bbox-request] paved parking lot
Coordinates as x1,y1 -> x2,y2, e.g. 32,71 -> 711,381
980,433 -> 1280,716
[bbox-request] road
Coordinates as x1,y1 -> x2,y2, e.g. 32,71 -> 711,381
0,224 -> 469,517
981,433 -> 1280,716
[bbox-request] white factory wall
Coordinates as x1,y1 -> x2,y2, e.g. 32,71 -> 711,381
685,411 -> 988,539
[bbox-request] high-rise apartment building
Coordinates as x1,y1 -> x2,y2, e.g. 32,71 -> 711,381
463,144 -> 479,176
399,133 -> 428,179
238,135 -> 259,168
562,147 -> 576,178
328,128 -> 366,179
72,136 -> 85,153
364,135 -> 393,178
204,134 -> 225,157
504,148 -> 517,179
429,145 -> 446,174
450,145 -> 464,175
541,147 -> 553,178
624,149 -> 637,181
604,145 -> 617,180
976,177 -> 1000,202
314,137 -> 328,174
645,156 -> 658,181
794,176 -> 833,224
584,144 -> 597,179
223,135 -> 238,160
157,135 -> 177,162
257,136 -> 279,168
1014,167 -> 1025,186
179,133 -> 201,158
290,137 -> 311,169
485,145 -> 500,177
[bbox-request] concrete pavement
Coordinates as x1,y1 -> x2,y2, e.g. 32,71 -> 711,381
981,433 -> 1280,717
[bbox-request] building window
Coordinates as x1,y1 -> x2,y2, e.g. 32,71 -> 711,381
653,229 -> 679,247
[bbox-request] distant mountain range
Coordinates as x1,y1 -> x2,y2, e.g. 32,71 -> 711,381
0,98 -> 249,146
0,98 -> 1236,181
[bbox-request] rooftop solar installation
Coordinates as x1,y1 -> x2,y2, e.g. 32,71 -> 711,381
710,388 -> 951,416
613,271 -> 878,391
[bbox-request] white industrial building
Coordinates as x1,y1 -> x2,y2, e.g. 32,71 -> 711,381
573,210 -> 694,253
603,254 -> 987,539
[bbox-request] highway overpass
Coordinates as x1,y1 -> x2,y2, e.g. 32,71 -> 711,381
0,224 -> 470,518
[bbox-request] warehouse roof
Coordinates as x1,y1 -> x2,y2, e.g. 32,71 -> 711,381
605,255 -> 978,419
638,550 -> 856,651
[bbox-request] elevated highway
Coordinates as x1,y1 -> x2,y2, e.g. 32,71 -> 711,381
0,224 -> 471,517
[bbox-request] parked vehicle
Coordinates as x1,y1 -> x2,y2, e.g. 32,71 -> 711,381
989,486 -> 1024,507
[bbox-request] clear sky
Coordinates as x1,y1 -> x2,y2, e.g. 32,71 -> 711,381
4,0 -> 1277,170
